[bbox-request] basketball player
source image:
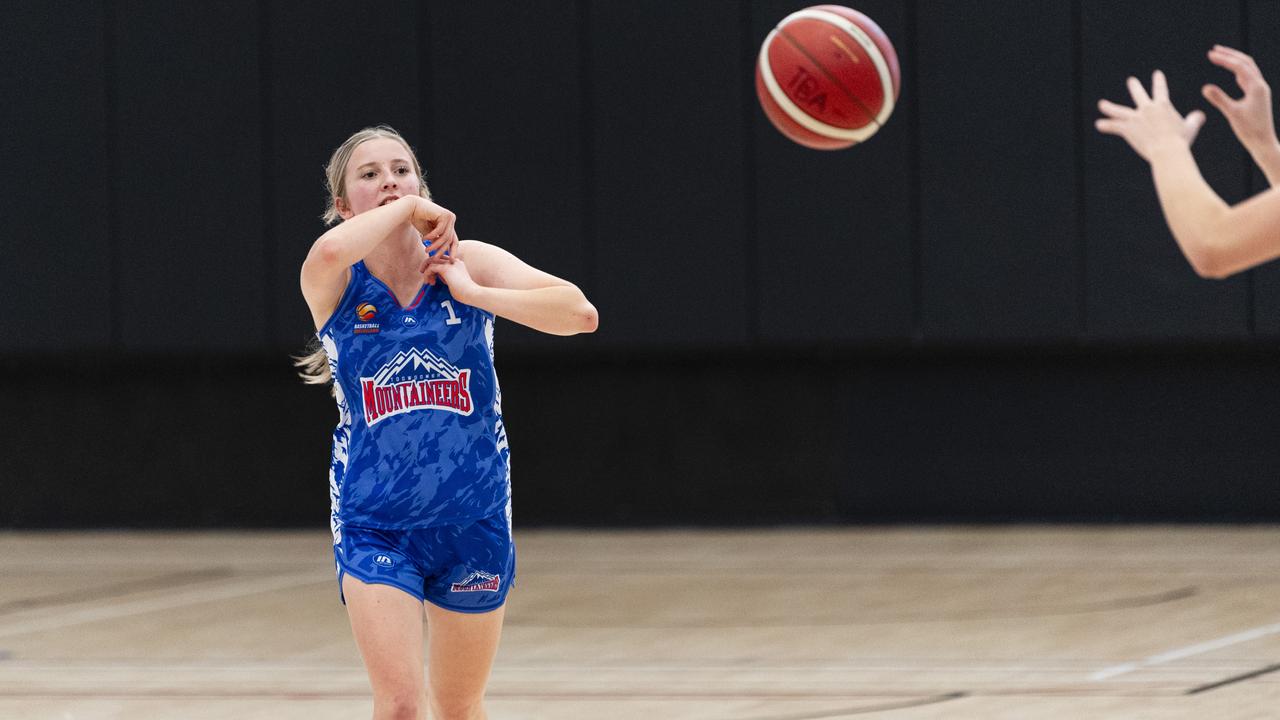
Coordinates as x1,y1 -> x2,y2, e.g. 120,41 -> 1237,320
296,126 -> 598,720
1096,45 -> 1280,277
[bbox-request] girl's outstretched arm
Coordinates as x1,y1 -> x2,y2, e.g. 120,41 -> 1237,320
1097,70 -> 1280,278
432,240 -> 598,336
1203,45 -> 1280,187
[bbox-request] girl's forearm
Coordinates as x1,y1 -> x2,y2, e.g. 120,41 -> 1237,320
1148,141 -> 1230,276
1247,139 -> 1280,187
311,196 -> 417,268
464,285 -> 598,336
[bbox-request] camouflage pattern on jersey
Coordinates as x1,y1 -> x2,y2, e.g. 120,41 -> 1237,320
318,260 -> 510,539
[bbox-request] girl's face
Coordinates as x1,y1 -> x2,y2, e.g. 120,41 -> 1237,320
336,137 -> 421,219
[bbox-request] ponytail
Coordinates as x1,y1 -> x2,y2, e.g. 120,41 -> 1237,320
293,337 -> 334,395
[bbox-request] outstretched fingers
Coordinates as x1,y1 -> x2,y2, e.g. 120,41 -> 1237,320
1097,98 -> 1135,118
1183,109 -> 1207,144
1210,45 -> 1260,75
1095,89 -> 1139,138
1127,75 -> 1152,105
1208,50 -> 1256,92
1151,69 -> 1170,102
1094,118 -> 1125,136
1202,83 -> 1236,113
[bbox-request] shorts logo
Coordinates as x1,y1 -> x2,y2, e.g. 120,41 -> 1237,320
450,571 -> 501,593
360,347 -> 473,426
373,553 -> 395,567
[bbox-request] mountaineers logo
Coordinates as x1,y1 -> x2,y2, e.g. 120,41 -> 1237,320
450,570 -> 501,593
360,347 -> 473,426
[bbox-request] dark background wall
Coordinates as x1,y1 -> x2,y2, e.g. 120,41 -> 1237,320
4,0 -> 1280,527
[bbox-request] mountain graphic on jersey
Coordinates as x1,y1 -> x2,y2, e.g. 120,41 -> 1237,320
360,347 -> 473,426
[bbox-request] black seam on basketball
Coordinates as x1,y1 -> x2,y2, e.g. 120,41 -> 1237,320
775,24 -> 883,135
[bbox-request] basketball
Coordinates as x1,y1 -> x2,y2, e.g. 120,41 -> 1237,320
356,303 -> 377,321
755,5 -> 901,150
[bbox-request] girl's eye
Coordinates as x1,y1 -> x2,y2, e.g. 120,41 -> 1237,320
362,171 -> 377,179
396,167 -> 410,175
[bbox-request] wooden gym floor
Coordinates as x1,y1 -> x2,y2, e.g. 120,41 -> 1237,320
2,527 -> 1279,719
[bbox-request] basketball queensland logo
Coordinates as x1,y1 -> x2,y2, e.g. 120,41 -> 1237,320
354,302 -> 380,334
360,347 -> 473,426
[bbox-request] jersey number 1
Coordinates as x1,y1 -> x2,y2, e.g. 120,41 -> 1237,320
441,300 -> 462,326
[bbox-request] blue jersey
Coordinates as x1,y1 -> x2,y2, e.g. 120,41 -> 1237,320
318,260 -> 510,539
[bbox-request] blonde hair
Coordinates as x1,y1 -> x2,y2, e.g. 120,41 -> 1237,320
293,336 -> 333,391
322,124 -> 432,226
297,126 -> 432,390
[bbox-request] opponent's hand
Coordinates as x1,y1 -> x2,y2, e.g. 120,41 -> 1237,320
1203,45 -> 1276,151
409,197 -> 458,269
1096,70 -> 1207,162
423,256 -> 480,303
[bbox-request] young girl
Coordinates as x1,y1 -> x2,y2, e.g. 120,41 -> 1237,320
297,126 -> 597,720
1096,45 -> 1280,277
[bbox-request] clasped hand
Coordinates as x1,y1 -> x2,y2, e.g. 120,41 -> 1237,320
405,197 -> 479,295
408,196 -> 460,280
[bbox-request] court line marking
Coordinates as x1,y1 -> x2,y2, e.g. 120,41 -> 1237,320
0,681 -> 962,696
0,573 -> 324,639
4,658 -> 1262,672
0,569 -> 233,615
0,662 -> 1144,673
744,692 -> 968,720
1092,621 -> 1280,680
1186,662 -> 1280,695
9,559 -> 1280,575
508,586 -> 1198,629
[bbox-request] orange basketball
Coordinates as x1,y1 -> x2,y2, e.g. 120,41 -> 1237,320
356,303 -> 377,321
755,5 -> 901,150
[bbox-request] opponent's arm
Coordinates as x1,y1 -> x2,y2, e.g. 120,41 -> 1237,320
1097,71 -> 1280,278
433,240 -> 598,336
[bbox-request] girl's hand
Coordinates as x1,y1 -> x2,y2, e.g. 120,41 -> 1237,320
1203,45 -> 1276,151
409,197 -> 458,268
1096,70 -> 1207,162
423,256 -> 480,303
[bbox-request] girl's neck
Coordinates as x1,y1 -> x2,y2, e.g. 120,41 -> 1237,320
363,228 -> 423,279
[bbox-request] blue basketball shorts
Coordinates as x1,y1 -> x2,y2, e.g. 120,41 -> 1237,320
333,505 -> 514,614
